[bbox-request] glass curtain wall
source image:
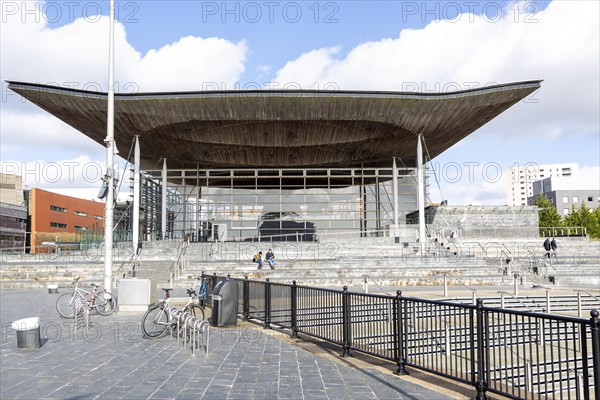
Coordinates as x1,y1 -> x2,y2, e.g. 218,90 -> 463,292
141,168 -> 424,242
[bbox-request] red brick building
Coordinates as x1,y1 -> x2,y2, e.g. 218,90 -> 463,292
28,188 -> 105,252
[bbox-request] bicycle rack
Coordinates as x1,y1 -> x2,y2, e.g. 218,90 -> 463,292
166,306 -> 210,355
73,292 -> 89,332
191,320 -> 210,355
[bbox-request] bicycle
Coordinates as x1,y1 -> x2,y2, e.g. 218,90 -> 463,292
141,285 -> 205,339
56,277 -> 117,318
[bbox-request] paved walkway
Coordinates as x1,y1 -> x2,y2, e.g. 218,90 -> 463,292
0,288 -> 457,400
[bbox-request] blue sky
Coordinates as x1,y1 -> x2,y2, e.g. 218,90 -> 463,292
1,0 -> 598,204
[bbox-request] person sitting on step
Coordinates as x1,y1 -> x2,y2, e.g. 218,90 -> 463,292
265,248 -> 276,269
252,251 -> 263,269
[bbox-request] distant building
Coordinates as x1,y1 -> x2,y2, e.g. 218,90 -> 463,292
0,173 -> 27,250
27,188 -> 105,252
529,174 -> 600,216
506,163 -> 578,206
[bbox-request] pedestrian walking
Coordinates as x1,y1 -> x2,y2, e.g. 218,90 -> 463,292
543,238 -> 551,258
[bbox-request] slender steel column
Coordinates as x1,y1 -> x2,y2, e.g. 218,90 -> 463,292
161,158 -> 167,240
417,135 -> 426,252
103,0 -> 115,292
132,135 -> 140,253
392,157 -> 399,237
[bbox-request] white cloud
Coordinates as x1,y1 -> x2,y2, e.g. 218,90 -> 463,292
274,1 -> 599,205
0,109 -> 100,158
1,0 -> 248,180
1,2 -> 247,94
274,1 -> 599,138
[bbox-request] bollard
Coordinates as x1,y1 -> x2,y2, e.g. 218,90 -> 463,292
11,317 -> 41,349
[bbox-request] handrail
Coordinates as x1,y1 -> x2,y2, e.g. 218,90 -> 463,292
475,242 -> 488,257
574,289 -> 600,303
496,291 -> 536,312
362,276 -> 392,296
169,237 -> 190,284
443,271 -> 477,294
113,247 -> 140,286
204,272 -> 599,400
539,226 -> 587,237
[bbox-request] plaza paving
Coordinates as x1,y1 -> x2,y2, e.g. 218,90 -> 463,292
0,288 -> 458,400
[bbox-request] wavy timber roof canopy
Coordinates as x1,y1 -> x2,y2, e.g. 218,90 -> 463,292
8,80 -> 541,173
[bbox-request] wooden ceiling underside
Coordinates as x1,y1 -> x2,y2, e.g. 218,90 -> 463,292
9,81 -> 541,172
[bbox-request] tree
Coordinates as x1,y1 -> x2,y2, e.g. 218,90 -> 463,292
534,194 -> 563,235
565,202 -> 600,238
591,208 -> 600,238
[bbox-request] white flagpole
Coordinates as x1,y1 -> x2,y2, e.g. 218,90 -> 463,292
104,0 -> 115,291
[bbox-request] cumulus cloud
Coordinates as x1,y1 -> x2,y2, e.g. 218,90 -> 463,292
274,1 -> 599,138
0,1 -> 247,94
273,1 -> 599,205
1,0 -> 248,176
1,0 -> 597,206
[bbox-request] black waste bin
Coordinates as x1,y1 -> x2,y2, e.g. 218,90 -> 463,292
211,278 -> 238,327
12,317 -> 41,349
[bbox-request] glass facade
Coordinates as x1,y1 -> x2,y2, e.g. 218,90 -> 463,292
139,167 -> 427,242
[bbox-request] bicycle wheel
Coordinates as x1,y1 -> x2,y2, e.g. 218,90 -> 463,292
188,304 -> 205,321
95,291 -> 117,316
56,292 -> 76,318
141,305 -> 169,338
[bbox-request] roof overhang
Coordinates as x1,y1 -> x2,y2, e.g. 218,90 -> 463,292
7,80 -> 541,186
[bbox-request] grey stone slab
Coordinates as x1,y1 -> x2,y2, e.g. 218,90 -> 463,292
1,289 -> 455,400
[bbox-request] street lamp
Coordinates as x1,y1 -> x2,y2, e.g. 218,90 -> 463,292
104,0 -> 116,292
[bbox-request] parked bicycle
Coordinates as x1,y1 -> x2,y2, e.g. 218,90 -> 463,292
56,277 -> 117,318
141,283 -> 205,339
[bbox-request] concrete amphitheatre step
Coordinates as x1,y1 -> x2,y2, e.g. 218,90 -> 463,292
1,237 -> 598,290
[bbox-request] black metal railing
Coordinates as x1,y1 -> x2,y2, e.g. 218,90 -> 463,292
202,273 -> 600,400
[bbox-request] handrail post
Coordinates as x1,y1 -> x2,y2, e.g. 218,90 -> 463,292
243,275 -> 249,321
340,286 -> 351,357
443,273 -> 448,297
393,290 -> 407,374
590,310 -> 600,400
474,298 -> 488,400
264,278 -> 271,329
291,281 -> 298,338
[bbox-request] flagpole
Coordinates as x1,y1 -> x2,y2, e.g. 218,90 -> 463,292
104,0 -> 115,292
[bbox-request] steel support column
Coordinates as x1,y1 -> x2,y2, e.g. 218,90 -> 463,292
392,157 -> 399,237
132,135 -> 140,253
161,158 -> 167,240
417,135 -> 426,252
103,0 -> 115,292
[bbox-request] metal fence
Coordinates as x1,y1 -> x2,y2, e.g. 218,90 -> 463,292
203,273 -> 600,400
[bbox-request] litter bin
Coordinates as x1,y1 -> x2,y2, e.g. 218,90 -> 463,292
47,284 -> 58,294
11,317 -> 41,349
211,278 -> 238,327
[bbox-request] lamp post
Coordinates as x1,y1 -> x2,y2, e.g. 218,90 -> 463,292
103,0 -> 115,292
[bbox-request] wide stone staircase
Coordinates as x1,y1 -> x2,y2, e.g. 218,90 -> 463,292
1,236 -> 598,293
136,236 -> 599,290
